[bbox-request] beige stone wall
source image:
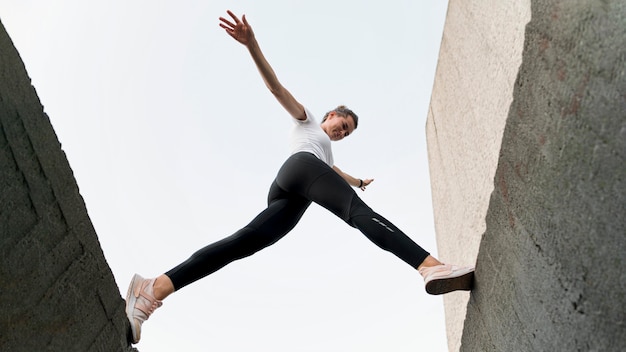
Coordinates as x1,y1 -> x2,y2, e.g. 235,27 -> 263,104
425,1 -> 530,351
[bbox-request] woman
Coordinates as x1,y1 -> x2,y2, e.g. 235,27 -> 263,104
125,10 -> 474,344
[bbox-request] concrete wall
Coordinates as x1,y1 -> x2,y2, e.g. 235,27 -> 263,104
426,1 -> 531,350
428,0 -> 625,351
0,20 -> 135,351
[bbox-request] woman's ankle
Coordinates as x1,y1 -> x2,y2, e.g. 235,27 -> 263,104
153,275 -> 175,301
417,255 -> 443,271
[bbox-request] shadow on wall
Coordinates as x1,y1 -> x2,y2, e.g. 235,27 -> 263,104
462,1 -> 625,351
0,20 -> 136,351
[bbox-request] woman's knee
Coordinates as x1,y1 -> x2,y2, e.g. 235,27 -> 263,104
347,195 -> 374,222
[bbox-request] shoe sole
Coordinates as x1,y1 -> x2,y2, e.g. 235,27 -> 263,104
425,270 -> 474,295
125,274 -> 141,344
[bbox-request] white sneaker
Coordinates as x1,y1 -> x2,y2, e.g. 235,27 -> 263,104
418,264 -> 475,295
125,274 -> 163,343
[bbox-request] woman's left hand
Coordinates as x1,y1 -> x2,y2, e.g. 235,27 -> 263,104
332,165 -> 374,191
360,178 -> 374,191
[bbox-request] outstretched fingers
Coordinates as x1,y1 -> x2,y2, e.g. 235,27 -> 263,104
219,17 -> 235,30
227,9 -> 241,24
219,10 -> 241,30
219,10 -> 254,46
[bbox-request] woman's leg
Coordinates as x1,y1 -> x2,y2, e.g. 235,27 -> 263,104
126,180 -> 310,343
276,154 -> 474,295
276,153 -> 430,268
164,180 -> 311,291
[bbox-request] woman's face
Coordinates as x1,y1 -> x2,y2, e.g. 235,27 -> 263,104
321,112 -> 356,141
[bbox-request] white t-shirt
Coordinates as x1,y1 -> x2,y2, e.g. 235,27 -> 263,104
289,108 -> 334,166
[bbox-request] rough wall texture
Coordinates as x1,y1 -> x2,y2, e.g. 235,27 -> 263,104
0,20 -> 135,351
425,1 -> 531,350
428,0 -> 625,351
461,1 -> 626,351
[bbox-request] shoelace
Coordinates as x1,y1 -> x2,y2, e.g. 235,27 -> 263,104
135,280 -> 163,320
145,300 -> 163,316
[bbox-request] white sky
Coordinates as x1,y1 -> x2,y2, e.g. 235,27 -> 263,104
1,1 -> 452,351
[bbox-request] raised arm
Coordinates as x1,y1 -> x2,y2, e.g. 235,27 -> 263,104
219,10 -> 306,121
333,165 -> 374,191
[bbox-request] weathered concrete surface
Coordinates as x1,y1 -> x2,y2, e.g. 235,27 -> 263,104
426,1 -> 531,350
428,0 -> 625,351
0,20 -> 136,351
460,1 -> 626,351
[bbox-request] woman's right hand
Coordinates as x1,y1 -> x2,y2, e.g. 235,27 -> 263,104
219,10 -> 254,46
219,10 -> 305,121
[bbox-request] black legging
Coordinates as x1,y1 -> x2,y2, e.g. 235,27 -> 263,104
165,152 -> 430,290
